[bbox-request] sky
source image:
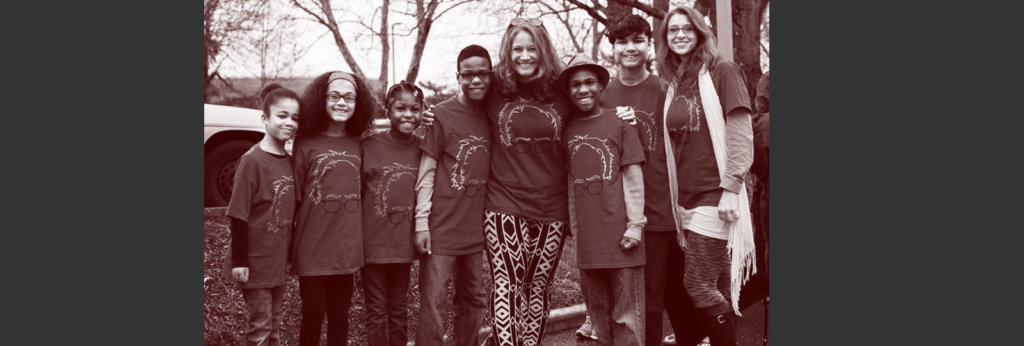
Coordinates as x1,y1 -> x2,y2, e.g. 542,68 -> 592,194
214,0 -> 768,93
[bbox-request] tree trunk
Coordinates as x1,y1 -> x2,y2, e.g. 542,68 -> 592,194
732,0 -> 766,98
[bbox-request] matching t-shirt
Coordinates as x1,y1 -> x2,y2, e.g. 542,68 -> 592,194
602,75 -> 674,232
420,97 -> 492,255
226,145 -> 297,289
291,134 -> 364,276
565,109 -> 646,269
483,86 -> 572,222
361,132 -> 420,264
665,61 -> 752,209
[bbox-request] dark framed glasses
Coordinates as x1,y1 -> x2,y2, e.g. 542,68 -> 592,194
509,17 -> 543,28
573,176 -> 604,197
512,137 -> 554,154
457,70 -> 491,81
327,92 -> 356,104
322,197 -> 359,214
386,209 -> 412,225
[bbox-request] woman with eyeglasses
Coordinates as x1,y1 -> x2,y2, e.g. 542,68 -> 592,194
358,81 -> 424,346
656,7 -> 756,346
290,71 -> 379,346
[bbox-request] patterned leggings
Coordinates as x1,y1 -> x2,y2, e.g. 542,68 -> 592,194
484,209 -> 567,346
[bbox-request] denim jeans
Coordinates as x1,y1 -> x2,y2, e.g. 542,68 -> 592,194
644,232 -> 705,346
581,266 -> 646,346
362,263 -> 412,346
298,274 -> 354,346
242,285 -> 286,346
416,252 -> 488,346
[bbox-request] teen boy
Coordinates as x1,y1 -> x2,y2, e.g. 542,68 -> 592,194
413,44 -> 493,346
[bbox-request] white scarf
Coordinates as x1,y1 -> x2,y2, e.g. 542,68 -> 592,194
662,65 -> 756,316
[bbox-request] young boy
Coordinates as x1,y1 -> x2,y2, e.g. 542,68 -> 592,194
412,44 -> 493,346
560,54 -> 647,346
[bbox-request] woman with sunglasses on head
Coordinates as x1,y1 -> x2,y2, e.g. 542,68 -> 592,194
474,17 -> 571,346
290,71 -> 379,346
656,7 -> 756,346
358,81 -> 424,346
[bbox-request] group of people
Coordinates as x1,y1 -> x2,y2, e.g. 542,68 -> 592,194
223,6 -> 759,346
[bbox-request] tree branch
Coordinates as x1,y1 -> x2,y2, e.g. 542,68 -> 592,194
564,0 -> 607,25
609,0 -> 664,19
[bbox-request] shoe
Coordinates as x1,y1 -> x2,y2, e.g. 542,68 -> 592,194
700,312 -> 738,346
575,315 -> 599,341
663,333 -> 676,345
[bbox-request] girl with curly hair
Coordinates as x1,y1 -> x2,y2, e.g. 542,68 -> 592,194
290,71 -> 378,346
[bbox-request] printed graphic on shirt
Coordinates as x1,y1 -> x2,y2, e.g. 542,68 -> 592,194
268,175 -> 295,233
498,98 -> 562,153
372,162 -> 417,225
308,150 -> 362,212
635,109 -> 657,152
451,135 -> 489,191
671,94 -> 702,134
567,135 -> 615,196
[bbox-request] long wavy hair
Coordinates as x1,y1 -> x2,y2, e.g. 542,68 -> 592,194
296,71 -> 378,138
494,21 -> 564,99
656,7 -> 721,91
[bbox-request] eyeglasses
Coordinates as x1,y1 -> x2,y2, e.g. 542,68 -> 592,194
512,137 -> 554,154
386,209 -> 412,225
328,92 -> 357,104
322,197 -> 359,213
573,176 -> 603,197
509,17 -> 543,28
667,26 -> 696,37
462,181 -> 486,197
458,71 -> 491,81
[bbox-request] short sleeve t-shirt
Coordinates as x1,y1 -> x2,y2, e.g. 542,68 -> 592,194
361,132 -> 420,264
226,145 -> 297,289
666,61 -> 752,209
291,134 -> 364,276
483,88 -> 571,221
602,75 -> 674,232
564,109 -> 646,269
420,97 -> 491,255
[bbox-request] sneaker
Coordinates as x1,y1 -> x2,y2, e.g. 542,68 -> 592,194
575,315 -> 599,341
663,334 -> 710,346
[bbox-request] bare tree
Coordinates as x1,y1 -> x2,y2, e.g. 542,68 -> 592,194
204,0 -> 270,102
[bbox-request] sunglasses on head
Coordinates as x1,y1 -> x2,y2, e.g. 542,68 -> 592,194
509,17 -> 543,28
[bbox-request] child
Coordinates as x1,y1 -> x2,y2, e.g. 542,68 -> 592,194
560,55 -> 647,346
413,45 -> 492,346
291,71 -> 378,346
360,81 -> 423,346
225,83 -> 300,346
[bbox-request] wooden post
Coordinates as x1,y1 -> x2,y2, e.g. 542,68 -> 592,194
716,0 -> 733,61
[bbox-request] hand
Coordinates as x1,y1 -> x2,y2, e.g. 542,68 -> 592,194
616,106 -> 637,125
718,190 -> 740,222
619,236 -> 640,250
232,267 -> 249,283
415,232 -> 432,255
420,105 -> 436,128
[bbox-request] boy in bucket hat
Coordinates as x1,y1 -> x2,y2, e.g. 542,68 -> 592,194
560,54 -> 647,345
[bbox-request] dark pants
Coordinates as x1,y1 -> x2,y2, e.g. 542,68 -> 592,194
582,266 -> 646,345
298,274 -> 354,346
361,263 -> 412,346
242,285 -> 286,346
416,252 -> 488,346
645,232 -> 705,346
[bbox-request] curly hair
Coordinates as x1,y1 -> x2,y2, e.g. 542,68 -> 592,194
655,7 -> 721,91
384,80 -> 425,112
494,21 -> 564,99
296,71 -> 378,138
